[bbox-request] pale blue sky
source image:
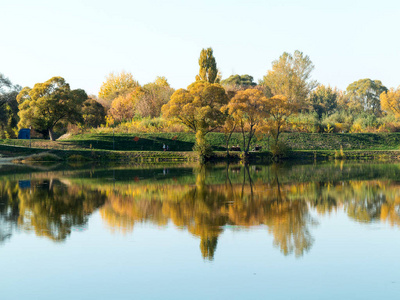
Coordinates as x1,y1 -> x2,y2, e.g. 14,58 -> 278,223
1,0 -> 399,95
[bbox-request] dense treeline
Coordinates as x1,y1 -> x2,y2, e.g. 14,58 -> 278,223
1,48 -> 400,155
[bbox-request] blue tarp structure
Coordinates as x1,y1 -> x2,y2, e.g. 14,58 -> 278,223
18,180 -> 31,189
18,128 -> 31,139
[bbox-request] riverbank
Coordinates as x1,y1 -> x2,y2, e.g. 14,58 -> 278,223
2,132 -> 400,163
3,132 -> 400,152
2,143 -> 400,164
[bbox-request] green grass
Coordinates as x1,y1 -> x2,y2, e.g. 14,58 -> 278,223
280,133 -> 400,150
3,132 -> 400,156
61,132 -> 400,151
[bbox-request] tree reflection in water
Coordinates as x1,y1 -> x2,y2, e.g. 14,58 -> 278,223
100,164 -> 316,259
1,163 -> 400,260
0,178 -> 107,243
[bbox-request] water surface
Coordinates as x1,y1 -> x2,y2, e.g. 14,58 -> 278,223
1,162 -> 400,299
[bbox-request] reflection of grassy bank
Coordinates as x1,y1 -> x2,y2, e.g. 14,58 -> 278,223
4,161 -> 400,185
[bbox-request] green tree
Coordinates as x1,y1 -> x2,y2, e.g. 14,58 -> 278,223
162,81 -> 228,160
346,79 -> 387,116
260,50 -> 317,105
0,74 -> 21,138
310,85 -> 339,118
17,77 -> 87,141
98,71 -> 139,105
195,48 -> 220,83
82,98 -> 106,128
221,74 -> 257,89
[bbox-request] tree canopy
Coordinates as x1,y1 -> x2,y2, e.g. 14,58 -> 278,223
98,71 -> 139,104
260,50 -> 317,104
0,73 -> 20,138
82,98 -> 106,128
346,79 -> 387,116
17,77 -> 87,140
195,48 -> 220,83
380,87 -> 400,118
162,81 -> 228,158
310,85 -> 339,118
220,74 -> 257,89
136,76 -> 175,118
222,89 -> 268,154
265,95 -> 299,144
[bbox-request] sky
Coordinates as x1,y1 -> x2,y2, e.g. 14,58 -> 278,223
1,0 -> 399,95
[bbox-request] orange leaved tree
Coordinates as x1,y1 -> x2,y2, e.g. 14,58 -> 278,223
162,81 -> 228,160
222,89 -> 268,156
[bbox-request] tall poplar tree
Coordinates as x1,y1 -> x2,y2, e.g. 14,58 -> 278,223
195,48 -> 220,83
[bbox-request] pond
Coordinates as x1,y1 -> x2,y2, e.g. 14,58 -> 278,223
1,162 -> 400,299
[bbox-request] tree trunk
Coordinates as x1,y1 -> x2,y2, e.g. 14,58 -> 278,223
49,128 -> 56,141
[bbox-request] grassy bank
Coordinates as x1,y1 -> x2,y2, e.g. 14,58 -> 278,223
3,132 -> 400,152
59,132 -> 400,151
0,144 -> 198,163
3,132 -> 400,163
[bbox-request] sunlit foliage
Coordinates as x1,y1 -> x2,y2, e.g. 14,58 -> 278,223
17,77 -> 87,140
380,87 -> 400,118
162,81 -> 228,158
195,48 -> 220,83
98,71 -> 139,105
346,79 -> 387,116
260,50 -> 317,104
222,89 -> 268,154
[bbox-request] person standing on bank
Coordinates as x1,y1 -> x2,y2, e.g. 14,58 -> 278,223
163,144 -> 166,151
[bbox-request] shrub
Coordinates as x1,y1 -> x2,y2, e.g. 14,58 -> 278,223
270,141 -> 291,158
23,153 -> 62,162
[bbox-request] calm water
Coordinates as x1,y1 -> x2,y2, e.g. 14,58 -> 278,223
1,162 -> 400,299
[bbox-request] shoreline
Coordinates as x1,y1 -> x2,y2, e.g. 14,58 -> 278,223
2,144 -> 400,164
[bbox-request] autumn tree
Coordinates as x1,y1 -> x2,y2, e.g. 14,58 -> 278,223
260,50 -> 317,105
109,88 -> 142,122
162,81 -> 228,159
195,48 -> 220,83
98,71 -> 139,105
17,77 -> 87,141
346,79 -> 387,116
309,85 -> 339,118
220,74 -> 257,89
380,87 -> 400,118
265,95 -> 299,145
223,89 -> 268,156
135,76 -> 175,118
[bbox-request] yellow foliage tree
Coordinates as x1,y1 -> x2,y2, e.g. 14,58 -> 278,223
135,76 -> 174,118
109,87 -> 143,122
380,87 -> 400,118
98,71 -> 139,104
162,81 -> 228,159
265,95 -> 299,144
222,89 -> 268,155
